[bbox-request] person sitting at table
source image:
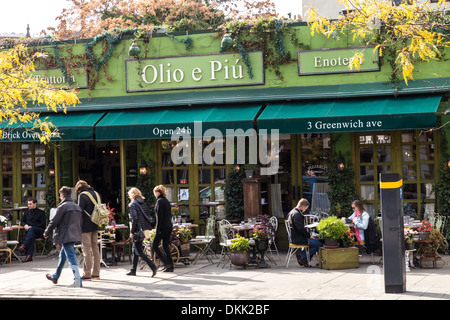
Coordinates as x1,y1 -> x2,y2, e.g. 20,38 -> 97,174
343,200 -> 370,245
287,198 -> 322,267
17,197 -> 47,262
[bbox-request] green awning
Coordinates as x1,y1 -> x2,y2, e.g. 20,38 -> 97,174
1,112 -> 105,142
95,104 -> 262,140
257,95 -> 442,134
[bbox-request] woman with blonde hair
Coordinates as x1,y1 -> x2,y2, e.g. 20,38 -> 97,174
127,187 -> 157,277
152,185 -> 173,272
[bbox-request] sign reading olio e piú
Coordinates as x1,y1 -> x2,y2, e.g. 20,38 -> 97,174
298,46 -> 380,76
126,52 -> 264,92
34,67 -> 88,89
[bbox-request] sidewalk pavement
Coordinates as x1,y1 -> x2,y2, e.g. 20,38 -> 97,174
1,251 -> 449,301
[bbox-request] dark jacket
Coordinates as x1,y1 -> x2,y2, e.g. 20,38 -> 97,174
44,198 -> 83,245
154,195 -> 172,235
288,207 -> 310,245
21,207 -> 46,230
78,187 -> 99,233
128,198 -> 153,234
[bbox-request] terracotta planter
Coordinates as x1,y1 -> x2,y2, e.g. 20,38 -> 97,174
231,251 -> 250,268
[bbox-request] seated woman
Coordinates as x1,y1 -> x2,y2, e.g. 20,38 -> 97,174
344,200 -> 370,245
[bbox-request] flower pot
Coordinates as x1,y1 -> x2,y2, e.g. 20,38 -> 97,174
405,242 -> 415,250
231,251 -> 250,268
245,170 -> 253,179
324,238 -> 339,249
255,239 -> 269,268
418,232 -> 430,240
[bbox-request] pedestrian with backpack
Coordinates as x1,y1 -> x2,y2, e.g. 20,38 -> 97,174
75,180 -> 101,281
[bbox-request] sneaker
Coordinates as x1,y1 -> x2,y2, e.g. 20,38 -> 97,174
91,275 -> 100,280
81,276 -> 92,281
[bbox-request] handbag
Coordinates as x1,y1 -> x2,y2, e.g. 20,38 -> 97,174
132,203 -> 152,242
133,229 -> 146,242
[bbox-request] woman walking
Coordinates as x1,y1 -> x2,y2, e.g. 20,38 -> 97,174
152,185 -> 174,272
127,187 -> 157,277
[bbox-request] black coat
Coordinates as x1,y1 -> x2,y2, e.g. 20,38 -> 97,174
44,198 -> 83,245
288,207 -> 310,245
154,195 -> 172,235
78,187 -> 100,233
128,198 -> 153,234
21,207 -> 46,230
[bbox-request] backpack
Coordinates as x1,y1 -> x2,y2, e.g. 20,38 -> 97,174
81,191 -> 110,226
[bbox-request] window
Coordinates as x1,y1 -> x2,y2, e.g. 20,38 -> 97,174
20,143 -> 46,205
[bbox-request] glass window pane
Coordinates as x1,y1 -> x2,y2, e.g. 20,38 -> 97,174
423,203 -> 435,218
418,131 -> 433,142
21,143 -> 32,155
2,144 -> 12,156
403,164 -> 417,181
376,146 -> 391,162
215,185 -> 225,201
199,186 -> 211,202
421,183 -> 434,200
35,144 -> 45,155
35,173 -> 46,188
360,165 -> 374,181
360,185 -> 375,200
36,190 -> 45,204
403,184 -> 417,199
359,135 -> 374,144
22,190 -> 32,204
420,164 -> 434,180
35,156 -> 45,170
2,158 -> 13,171
2,174 -> 13,188
165,187 -> 174,202
376,134 -> 391,144
161,170 -> 174,184
162,153 -> 173,167
364,203 -> 375,217
2,190 -> 13,205
377,165 -> 391,176
178,188 -> 189,201
21,174 -> 32,188
402,132 -> 416,143
402,145 -> 416,161
360,147 -> 374,163
403,202 -> 418,217
198,169 -> 211,184
177,169 -> 189,184
213,169 -> 226,183
419,145 -> 434,161
22,158 -> 33,171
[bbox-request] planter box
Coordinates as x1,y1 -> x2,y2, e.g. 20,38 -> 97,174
319,247 -> 359,270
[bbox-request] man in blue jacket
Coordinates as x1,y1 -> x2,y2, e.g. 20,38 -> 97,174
44,186 -> 83,287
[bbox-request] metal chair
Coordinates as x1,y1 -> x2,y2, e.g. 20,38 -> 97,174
0,242 -> 12,264
267,216 -> 280,262
34,237 -> 48,256
217,219 -> 234,268
284,219 -> 310,268
7,228 -> 21,261
190,216 -> 216,264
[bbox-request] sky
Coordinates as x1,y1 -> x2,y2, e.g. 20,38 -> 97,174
0,0 -> 297,36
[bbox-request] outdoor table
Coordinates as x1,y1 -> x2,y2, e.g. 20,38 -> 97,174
232,224 -> 256,238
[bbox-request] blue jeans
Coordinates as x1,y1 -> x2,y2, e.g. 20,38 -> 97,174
52,243 -> 82,286
23,226 -> 44,256
300,238 -> 323,260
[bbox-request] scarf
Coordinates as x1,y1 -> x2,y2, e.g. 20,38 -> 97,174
352,211 -> 362,245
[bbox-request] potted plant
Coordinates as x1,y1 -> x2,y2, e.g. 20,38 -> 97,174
0,215 -> 8,231
317,216 -> 347,248
404,228 -> 417,250
229,234 -> 251,268
341,229 -> 356,248
417,219 -> 432,240
251,215 -> 275,267
175,226 -> 193,243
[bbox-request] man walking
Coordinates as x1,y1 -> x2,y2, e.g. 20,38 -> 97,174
18,197 -> 47,262
75,180 -> 101,281
44,186 -> 83,287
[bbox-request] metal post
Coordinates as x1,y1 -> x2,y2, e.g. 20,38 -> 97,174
380,173 -> 406,293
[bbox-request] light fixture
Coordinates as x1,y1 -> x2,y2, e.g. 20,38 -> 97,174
220,33 -> 233,51
139,160 -> 149,176
48,164 -> 55,177
447,157 -> 450,170
128,41 -> 141,58
233,163 -> 241,172
337,154 -> 345,172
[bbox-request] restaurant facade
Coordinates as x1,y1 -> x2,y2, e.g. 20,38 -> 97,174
2,22 -> 449,247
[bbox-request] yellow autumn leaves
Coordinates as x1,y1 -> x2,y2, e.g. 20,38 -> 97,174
0,44 -> 79,144
307,0 -> 449,85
